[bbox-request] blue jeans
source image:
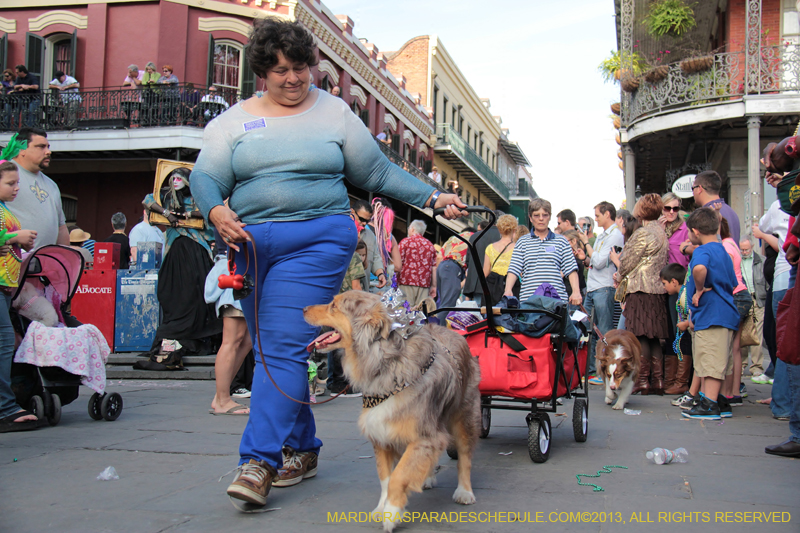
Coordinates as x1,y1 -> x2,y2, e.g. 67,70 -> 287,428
0,291 -> 21,419
583,286 -> 616,375
785,361 -> 800,442
235,215 -> 357,469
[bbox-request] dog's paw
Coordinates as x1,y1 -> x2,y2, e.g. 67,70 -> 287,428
611,402 -> 625,410
423,475 -> 437,490
382,504 -> 405,533
605,396 -> 614,405
371,505 -> 385,522
452,486 -> 476,505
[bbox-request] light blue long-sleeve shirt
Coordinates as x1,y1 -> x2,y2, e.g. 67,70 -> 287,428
191,90 -> 434,223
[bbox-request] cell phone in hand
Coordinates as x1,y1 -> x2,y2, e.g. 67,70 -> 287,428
613,246 -> 622,254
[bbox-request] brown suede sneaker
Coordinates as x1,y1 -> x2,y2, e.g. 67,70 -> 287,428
273,446 -> 318,487
226,459 -> 278,506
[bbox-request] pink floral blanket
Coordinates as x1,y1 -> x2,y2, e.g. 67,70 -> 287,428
14,323 -> 111,394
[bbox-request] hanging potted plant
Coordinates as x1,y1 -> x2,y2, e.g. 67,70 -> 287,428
621,76 -> 641,93
680,54 -> 714,74
598,50 -> 647,83
644,65 -> 670,83
643,0 -> 697,38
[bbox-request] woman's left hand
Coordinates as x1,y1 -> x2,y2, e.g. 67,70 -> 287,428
433,193 -> 468,220
209,205 -> 248,251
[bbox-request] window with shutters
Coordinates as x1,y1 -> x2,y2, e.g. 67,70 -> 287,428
212,41 -> 242,92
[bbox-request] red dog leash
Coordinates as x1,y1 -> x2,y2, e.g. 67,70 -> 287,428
579,304 -> 609,346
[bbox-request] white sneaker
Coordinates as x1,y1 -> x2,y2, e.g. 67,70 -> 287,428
751,374 -> 773,385
671,392 -> 693,407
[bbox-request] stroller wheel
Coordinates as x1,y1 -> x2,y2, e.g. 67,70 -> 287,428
29,395 -> 45,421
88,393 -> 103,420
101,392 -> 123,421
480,404 -> 492,439
47,393 -> 62,426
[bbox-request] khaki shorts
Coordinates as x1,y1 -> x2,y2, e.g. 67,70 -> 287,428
692,327 -> 734,380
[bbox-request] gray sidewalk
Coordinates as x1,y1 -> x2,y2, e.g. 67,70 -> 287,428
0,379 -> 795,533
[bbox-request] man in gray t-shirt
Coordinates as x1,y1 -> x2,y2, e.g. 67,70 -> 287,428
11,128 -> 69,249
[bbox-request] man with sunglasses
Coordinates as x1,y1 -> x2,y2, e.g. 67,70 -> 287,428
350,199 -> 388,289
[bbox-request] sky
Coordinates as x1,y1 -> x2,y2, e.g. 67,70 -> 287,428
323,0 -> 626,226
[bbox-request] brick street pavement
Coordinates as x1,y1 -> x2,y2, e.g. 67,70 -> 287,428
0,379 -> 795,533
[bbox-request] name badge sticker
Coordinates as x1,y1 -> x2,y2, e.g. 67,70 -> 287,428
243,118 -> 267,132
544,245 -> 556,253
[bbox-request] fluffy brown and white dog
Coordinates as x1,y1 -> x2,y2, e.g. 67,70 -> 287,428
304,291 -> 480,532
596,329 -> 641,410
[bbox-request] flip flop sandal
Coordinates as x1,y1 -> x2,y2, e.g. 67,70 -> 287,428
210,404 -> 250,416
0,410 -> 40,433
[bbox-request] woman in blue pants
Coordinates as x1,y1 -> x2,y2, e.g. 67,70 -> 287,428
191,18 -> 465,508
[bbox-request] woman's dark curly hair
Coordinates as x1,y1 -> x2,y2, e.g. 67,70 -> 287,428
246,18 -> 318,78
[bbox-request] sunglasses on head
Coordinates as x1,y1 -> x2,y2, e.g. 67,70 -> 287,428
663,206 -> 680,213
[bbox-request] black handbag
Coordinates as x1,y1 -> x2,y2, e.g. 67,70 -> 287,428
485,243 -> 520,306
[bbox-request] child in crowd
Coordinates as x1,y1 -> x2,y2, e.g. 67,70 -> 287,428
0,160 -> 39,433
681,207 -> 740,420
660,263 -> 692,396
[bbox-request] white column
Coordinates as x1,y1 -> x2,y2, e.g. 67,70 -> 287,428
746,115 -> 763,234
623,144 -> 636,210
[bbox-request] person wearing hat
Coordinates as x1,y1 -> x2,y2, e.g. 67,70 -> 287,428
68,227 -> 94,266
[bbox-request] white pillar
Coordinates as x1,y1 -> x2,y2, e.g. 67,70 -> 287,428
746,115 -> 763,234
623,144 -> 636,210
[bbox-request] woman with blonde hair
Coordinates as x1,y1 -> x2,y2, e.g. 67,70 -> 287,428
483,214 -> 519,306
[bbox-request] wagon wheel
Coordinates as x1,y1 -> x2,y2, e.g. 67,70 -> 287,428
29,395 -> 45,421
480,397 -> 491,439
572,398 -> 588,443
47,393 -> 62,427
88,392 -> 103,420
526,412 -> 551,463
101,392 -> 123,421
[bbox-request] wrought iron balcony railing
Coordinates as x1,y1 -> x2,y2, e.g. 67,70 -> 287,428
374,138 -> 440,190
0,84 -> 241,132
623,45 -> 800,125
435,124 -> 509,201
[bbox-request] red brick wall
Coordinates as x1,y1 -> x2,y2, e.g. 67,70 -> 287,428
727,0 -> 782,53
385,36 -> 430,106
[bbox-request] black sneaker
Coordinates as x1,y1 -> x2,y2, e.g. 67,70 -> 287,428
727,395 -> 743,407
681,396 -> 722,420
739,383 -> 748,398
717,395 -> 733,418
678,393 -> 701,410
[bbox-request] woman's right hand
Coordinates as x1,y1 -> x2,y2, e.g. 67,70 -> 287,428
209,204 -> 248,251
433,193 -> 468,220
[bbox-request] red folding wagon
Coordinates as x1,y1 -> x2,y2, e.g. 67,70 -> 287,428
429,207 -> 589,463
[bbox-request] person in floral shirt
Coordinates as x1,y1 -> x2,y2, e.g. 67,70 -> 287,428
398,220 -> 437,306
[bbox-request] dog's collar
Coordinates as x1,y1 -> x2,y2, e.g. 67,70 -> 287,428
362,351 -> 437,409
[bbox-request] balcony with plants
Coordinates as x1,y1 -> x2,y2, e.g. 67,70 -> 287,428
606,0 -> 799,128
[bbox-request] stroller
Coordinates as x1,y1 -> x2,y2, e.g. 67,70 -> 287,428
428,207 -> 589,463
10,245 -> 123,426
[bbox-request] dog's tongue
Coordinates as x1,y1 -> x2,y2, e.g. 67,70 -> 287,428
307,330 -> 341,352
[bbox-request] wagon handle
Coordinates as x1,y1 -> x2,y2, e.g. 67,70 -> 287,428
432,206 -> 498,332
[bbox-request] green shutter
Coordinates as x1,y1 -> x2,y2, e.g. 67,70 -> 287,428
25,32 -> 45,82
0,34 -> 7,73
241,45 -> 256,99
206,33 -> 215,88
69,29 -> 78,78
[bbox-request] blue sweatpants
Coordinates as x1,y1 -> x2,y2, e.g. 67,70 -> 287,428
235,215 -> 357,469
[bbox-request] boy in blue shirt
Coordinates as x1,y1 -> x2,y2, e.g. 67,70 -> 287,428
682,208 -> 740,420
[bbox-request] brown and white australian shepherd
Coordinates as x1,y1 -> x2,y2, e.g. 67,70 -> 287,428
596,329 -> 642,410
304,291 -> 481,532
